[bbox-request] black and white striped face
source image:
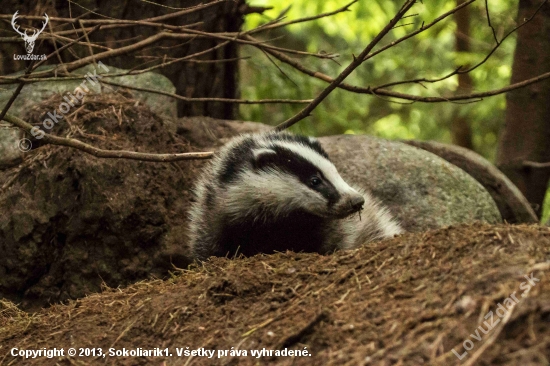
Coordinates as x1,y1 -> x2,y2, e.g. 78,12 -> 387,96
218,132 -> 365,220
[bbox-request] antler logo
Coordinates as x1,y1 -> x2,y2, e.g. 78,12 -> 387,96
11,11 -> 49,54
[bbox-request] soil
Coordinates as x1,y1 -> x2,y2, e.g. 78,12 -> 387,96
0,93 -> 263,310
1,223 -> 550,365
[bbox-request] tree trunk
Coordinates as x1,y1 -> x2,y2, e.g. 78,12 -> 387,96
0,0 -> 246,119
451,0 -> 474,149
496,0 -> 550,216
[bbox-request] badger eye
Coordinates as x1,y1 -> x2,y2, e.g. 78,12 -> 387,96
310,176 -> 322,187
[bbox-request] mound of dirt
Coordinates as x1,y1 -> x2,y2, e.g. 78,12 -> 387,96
0,93 -> 262,310
1,223 -> 549,365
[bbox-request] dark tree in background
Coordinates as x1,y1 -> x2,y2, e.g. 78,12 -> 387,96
0,0 -> 247,119
496,0 -> 550,215
451,0 -> 474,149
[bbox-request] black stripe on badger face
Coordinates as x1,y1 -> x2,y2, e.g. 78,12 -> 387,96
218,136 -> 257,184
217,133 -> 329,186
253,145 -> 341,206
270,133 -> 330,160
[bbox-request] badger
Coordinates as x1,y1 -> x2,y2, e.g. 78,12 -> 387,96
187,131 -> 402,260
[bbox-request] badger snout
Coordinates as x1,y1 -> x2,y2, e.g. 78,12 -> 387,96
349,194 -> 365,213
332,192 -> 364,218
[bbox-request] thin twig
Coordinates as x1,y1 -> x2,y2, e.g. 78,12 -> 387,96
259,48 -> 299,88
523,161 -> 550,169
253,25 -> 550,103
372,67 -> 462,90
169,29 -> 339,60
100,80 -> 313,104
2,114 -> 213,162
0,61 -> 36,123
0,40 -> 233,85
250,0 -> 359,34
275,0 -> 418,131
484,0 -> 499,45
79,19 -> 97,65
0,0 -> 225,24
363,0 -> 475,62
47,19 -> 66,68
459,0 -> 549,75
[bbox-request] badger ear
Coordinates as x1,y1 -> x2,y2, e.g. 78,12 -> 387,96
252,148 -> 277,169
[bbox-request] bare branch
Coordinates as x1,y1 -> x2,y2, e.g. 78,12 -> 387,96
484,0 -> 499,45
249,0 -> 359,34
0,60 -> 37,123
0,0 -> 227,24
37,27 -> 104,70
99,80 -> 313,104
248,0 -> 550,105
0,0 -> 548,162
523,161 -> 550,169
363,0 -> 475,62
459,0 -> 549,74
372,67 -> 462,90
2,114 -> 213,162
168,29 -> 339,60
0,2 -> 216,37
275,0 -> 417,131
47,18 -> 67,70
0,40 -> 232,85
25,32 -> 168,79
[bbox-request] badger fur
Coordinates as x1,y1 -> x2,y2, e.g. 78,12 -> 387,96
188,131 -> 402,260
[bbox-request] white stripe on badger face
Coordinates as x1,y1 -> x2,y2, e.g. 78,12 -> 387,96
223,168 -> 327,221
264,140 -> 360,197
252,148 -> 277,160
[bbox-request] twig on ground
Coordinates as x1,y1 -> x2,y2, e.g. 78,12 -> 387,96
2,114 -> 214,162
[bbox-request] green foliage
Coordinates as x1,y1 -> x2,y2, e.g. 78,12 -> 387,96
240,0 -> 518,161
543,185 -> 550,225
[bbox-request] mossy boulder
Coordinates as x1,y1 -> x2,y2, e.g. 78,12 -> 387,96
0,126 -> 22,168
319,135 -> 502,232
0,64 -> 176,121
0,64 -> 177,169
403,139 -> 537,224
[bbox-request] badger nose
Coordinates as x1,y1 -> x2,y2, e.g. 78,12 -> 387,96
350,195 -> 365,212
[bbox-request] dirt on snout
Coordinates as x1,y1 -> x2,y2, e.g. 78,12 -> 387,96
1,222 -> 549,365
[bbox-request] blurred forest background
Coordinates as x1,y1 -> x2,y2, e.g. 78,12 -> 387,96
238,0 -> 550,222
1,0 -> 549,222
241,0 -> 509,152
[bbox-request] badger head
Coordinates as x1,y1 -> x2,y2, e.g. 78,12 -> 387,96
221,132 -> 364,221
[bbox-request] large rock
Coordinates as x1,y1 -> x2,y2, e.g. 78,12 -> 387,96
403,140 -> 537,224
0,64 -> 177,169
0,125 -> 22,168
0,64 -> 177,121
319,135 -> 502,232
